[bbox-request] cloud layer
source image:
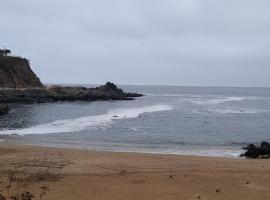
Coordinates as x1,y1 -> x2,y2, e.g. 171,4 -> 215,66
1,0 -> 270,86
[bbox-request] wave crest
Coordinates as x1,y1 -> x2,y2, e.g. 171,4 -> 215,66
0,104 -> 173,136
189,96 -> 256,105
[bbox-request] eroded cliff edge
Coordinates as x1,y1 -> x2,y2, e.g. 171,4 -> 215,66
0,56 -> 43,88
0,55 -> 143,106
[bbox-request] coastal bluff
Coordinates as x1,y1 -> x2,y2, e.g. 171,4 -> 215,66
0,55 -> 143,108
0,83 -> 143,103
0,55 -> 43,88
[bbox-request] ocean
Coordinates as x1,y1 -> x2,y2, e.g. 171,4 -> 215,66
1,85 -> 270,158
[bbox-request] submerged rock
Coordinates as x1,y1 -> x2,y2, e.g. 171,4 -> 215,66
241,141 -> 270,158
0,104 -> 9,115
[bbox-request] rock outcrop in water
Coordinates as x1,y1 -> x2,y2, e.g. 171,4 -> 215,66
241,141 -> 270,158
0,82 -> 143,103
0,104 -> 9,115
0,55 -> 43,88
0,55 -> 143,104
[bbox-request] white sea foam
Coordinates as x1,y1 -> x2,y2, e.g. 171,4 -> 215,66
209,108 -> 269,114
0,104 -> 173,136
130,127 -> 138,131
179,96 -> 260,106
172,149 -> 243,158
207,97 -> 248,104
189,96 -> 253,105
87,146 -> 243,158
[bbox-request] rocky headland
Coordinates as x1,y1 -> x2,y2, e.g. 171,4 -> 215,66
0,55 -> 143,115
0,55 -> 43,88
0,82 -> 143,104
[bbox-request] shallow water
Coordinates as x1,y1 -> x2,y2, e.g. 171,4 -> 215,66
1,85 -> 270,158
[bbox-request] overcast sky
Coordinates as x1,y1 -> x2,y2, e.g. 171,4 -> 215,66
1,0 -> 270,87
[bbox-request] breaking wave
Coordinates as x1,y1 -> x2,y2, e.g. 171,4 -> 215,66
188,96 -> 256,105
0,104 -> 173,136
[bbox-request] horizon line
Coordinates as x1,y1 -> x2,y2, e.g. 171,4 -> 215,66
43,82 -> 270,89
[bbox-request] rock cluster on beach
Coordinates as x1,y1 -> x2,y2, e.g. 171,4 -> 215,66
241,141 -> 270,158
0,55 -> 143,104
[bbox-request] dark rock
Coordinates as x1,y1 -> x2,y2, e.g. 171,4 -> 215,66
0,104 -> 9,115
260,141 -> 270,157
0,83 -> 143,103
0,55 -> 43,88
261,141 -> 270,148
241,145 -> 260,158
241,142 -> 270,158
0,55 -> 143,103
125,92 -> 144,98
242,143 -> 257,150
169,174 -> 174,179
101,82 -> 119,91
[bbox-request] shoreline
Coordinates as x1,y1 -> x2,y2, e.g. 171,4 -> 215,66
0,143 -> 270,199
0,138 -> 244,159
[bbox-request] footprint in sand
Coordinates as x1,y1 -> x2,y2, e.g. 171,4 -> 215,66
245,182 -> 267,191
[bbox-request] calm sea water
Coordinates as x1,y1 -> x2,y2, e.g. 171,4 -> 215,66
1,85 -> 270,157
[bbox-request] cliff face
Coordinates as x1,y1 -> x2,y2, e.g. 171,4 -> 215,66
0,55 -> 143,104
0,56 -> 43,88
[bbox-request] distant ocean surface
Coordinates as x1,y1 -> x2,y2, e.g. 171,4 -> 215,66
1,85 -> 270,158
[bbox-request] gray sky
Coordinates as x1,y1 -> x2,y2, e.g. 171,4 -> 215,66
1,0 -> 270,87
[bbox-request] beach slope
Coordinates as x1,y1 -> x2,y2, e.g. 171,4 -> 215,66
0,144 -> 269,200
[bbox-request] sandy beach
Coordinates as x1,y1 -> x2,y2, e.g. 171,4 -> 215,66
0,144 -> 269,200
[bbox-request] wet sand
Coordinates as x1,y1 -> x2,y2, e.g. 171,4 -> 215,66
0,144 -> 270,200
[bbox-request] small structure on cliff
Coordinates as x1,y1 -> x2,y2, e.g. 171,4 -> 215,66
0,49 -> 11,56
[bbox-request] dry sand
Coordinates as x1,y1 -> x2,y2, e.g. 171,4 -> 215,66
0,144 -> 269,200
